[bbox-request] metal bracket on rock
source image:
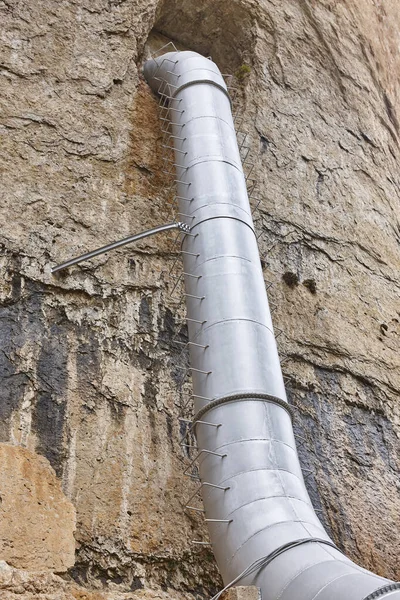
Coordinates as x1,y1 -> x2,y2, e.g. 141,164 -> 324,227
51,222 -> 190,273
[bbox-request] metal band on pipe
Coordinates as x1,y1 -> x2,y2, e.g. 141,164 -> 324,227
192,393 -> 295,425
362,584 -> 400,600
172,79 -> 232,106
211,537 -> 340,600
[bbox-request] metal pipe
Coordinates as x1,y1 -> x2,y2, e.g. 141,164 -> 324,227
51,222 -> 187,273
144,51 -> 399,600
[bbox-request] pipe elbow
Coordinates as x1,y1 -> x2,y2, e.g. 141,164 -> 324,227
143,51 -> 229,99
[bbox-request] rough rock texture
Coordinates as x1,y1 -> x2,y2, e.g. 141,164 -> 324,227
0,0 -> 399,598
0,561 -> 197,600
221,587 -> 261,600
0,443 -> 75,571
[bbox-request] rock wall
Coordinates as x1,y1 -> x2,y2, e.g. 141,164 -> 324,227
0,0 -> 399,597
0,443 -> 75,571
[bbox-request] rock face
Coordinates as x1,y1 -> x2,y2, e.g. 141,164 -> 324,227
0,0 -> 399,598
0,561 -> 197,600
0,444 -> 75,572
221,587 -> 261,600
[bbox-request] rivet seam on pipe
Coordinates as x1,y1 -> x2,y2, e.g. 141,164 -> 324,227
362,583 -> 400,600
193,393 -> 294,424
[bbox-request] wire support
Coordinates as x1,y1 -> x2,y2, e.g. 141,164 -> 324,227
161,156 -> 187,167
183,449 -> 227,475
182,293 -> 205,299
174,341 -> 209,348
176,196 -> 194,202
238,133 -> 248,149
163,170 -> 186,176
185,482 -> 230,507
185,505 -> 205,513
245,164 -> 255,180
179,393 -> 210,414
205,519 -> 232,523
169,267 -> 202,295
150,40 -> 178,58
51,222 -> 186,273
159,106 -> 183,114
186,317 -> 206,323
170,273 -> 201,280
185,472 -> 201,481
161,132 -> 186,141
178,367 -> 212,375
252,198 -> 262,213
168,273 -> 183,296
162,145 -> 187,154
210,538 -> 340,600
241,147 -> 251,162
246,177 -> 257,191
192,541 -> 212,546
159,95 -> 182,104
179,420 -> 221,445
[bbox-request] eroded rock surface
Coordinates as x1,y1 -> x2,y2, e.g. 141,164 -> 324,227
0,561 -> 196,600
0,444 -> 75,571
0,0 -> 399,597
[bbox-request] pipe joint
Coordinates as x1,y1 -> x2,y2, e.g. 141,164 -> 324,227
144,51 -> 229,102
363,584 -> 400,600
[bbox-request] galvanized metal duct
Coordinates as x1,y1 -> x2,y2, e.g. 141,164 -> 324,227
143,50 -> 400,600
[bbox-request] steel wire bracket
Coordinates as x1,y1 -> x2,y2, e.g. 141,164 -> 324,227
51,222 -> 190,273
210,538 -> 340,600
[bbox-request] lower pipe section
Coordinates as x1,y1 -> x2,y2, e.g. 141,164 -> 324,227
195,399 -> 398,600
143,50 -> 400,600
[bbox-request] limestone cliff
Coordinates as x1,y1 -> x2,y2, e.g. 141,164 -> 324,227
0,0 -> 399,598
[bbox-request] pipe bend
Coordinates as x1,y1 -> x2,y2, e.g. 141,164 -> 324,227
144,51 -> 228,99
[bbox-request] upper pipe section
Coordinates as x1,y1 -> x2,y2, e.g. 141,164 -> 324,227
145,50 -> 284,406
143,51 -> 230,100
143,50 -> 400,600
